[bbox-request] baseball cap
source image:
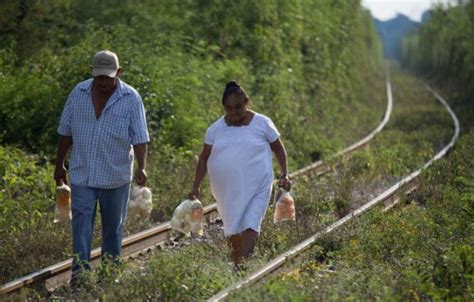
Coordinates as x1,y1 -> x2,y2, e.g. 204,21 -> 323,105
91,50 -> 120,78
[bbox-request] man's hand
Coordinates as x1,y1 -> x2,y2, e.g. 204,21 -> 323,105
133,143 -> 148,186
134,168 -> 147,186
54,135 -> 72,186
54,165 -> 68,186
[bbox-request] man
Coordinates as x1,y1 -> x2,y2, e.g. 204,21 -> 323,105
54,50 -> 149,286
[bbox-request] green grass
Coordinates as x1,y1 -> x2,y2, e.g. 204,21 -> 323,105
238,131 -> 473,301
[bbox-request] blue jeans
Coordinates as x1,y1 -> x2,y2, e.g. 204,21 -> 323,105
70,183 -> 130,274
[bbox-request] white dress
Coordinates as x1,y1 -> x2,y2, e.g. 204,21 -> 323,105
205,113 -> 280,236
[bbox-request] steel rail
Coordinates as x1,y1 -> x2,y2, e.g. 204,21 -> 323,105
290,69 -> 393,178
1,71 -> 393,296
207,85 -> 459,302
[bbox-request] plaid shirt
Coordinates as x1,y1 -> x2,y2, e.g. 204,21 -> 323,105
58,79 -> 150,189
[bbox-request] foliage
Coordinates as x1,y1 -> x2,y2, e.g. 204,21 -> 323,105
401,0 -> 474,130
0,146 -> 55,232
57,243 -> 240,301
0,0 -> 383,164
0,0 -> 386,289
0,146 -> 72,282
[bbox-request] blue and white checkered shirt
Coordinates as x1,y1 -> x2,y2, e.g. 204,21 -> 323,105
58,79 -> 150,189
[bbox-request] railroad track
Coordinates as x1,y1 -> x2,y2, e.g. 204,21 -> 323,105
207,84 -> 460,301
1,72 -> 393,296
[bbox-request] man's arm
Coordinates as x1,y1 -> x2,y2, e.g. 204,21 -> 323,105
54,135 -> 73,185
133,143 -> 148,186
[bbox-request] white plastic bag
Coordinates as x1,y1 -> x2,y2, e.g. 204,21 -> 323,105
170,199 -> 204,235
128,186 -> 153,219
273,188 -> 296,223
54,184 -> 71,223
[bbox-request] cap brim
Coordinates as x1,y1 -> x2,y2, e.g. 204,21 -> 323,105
91,68 -> 118,78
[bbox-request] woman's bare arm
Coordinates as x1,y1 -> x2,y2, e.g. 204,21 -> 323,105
270,138 -> 290,189
189,144 -> 212,199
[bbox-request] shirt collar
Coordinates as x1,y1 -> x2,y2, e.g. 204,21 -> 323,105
79,78 -> 131,97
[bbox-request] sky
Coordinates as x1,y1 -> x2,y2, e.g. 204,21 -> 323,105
362,0 -> 458,22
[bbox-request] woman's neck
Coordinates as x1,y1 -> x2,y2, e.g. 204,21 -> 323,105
225,110 -> 255,127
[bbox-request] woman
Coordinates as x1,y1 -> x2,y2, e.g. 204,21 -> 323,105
189,81 -> 290,266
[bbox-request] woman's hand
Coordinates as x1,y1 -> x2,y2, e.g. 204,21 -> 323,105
188,185 -> 200,200
278,174 -> 291,191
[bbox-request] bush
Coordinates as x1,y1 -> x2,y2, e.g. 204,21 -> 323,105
0,0 -> 386,286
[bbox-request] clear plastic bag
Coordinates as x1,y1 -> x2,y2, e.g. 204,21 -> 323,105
128,186 -> 153,219
54,184 -> 71,223
273,188 -> 296,223
170,199 -> 204,235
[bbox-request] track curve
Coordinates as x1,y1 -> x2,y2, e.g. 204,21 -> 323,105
207,83 -> 459,302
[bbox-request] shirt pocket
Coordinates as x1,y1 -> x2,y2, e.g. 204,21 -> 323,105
102,113 -> 130,145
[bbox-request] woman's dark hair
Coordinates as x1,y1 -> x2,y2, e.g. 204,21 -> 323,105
222,80 -> 249,105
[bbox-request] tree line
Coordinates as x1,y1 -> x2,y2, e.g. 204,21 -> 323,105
0,0 -> 382,164
0,2 -> 384,283
401,0 -> 474,127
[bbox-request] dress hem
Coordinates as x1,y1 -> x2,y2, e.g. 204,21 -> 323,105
224,226 -> 260,237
